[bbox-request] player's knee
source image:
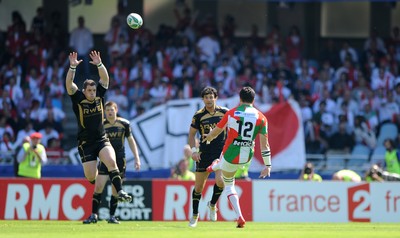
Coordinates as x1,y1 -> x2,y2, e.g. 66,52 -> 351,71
224,184 -> 236,195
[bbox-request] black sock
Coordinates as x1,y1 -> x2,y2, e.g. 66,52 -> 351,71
110,195 -> 118,216
92,192 -> 102,214
192,189 -> 202,215
210,184 -> 224,205
108,169 -> 123,192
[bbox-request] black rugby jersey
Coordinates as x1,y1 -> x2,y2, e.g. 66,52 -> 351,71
104,117 -> 131,160
190,105 -> 228,153
70,83 -> 106,143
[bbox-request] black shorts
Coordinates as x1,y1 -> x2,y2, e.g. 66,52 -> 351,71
78,138 -> 111,163
196,152 -> 221,172
98,158 -> 126,178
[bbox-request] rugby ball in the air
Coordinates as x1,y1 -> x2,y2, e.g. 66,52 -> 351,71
127,13 -> 143,29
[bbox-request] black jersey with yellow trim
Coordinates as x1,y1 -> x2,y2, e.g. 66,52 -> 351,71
69,83 -> 106,143
104,117 -> 131,159
191,105 -> 228,153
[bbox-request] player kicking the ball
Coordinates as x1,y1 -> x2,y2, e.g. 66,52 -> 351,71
205,86 -> 271,228
188,87 -> 228,227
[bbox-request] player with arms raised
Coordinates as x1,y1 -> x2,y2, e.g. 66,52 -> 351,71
205,86 -> 271,228
66,51 -> 132,224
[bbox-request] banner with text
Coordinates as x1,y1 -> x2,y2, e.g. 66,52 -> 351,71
1,179 -> 399,222
253,181 -> 400,222
0,178 -> 93,220
151,179 -> 253,221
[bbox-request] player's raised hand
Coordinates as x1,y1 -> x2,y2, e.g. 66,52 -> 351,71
68,52 -> 83,67
89,50 -> 102,65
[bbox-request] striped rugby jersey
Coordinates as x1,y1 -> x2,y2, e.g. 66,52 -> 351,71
216,104 -> 268,164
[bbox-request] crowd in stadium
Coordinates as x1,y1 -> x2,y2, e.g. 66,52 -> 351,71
0,4 -> 400,173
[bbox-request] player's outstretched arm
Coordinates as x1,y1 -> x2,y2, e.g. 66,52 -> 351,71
89,51 -> 109,89
66,52 -> 81,95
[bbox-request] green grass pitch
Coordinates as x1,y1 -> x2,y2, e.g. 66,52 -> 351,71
0,221 -> 399,238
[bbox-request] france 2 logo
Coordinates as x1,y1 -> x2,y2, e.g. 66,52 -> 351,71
347,183 -> 371,222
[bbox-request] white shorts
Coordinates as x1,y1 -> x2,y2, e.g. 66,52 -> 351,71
216,155 -> 251,173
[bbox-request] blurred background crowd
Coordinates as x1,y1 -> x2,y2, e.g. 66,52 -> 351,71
0,0 -> 399,181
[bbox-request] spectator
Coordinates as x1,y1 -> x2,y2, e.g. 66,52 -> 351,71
25,67 -> 44,103
383,139 -> 400,176
377,91 -> 399,124
69,16 -> 93,79
38,124 -> 60,147
108,34 -> 130,65
129,58 -> 152,87
312,89 -> 337,114
149,78 -> 168,106
0,116 -> 15,140
13,122 -> 36,150
365,164 -> 400,182
327,121 -> 355,154
170,158 -> 195,181
214,57 -> 236,84
299,162 -> 322,182
0,131 -> 15,162
30,7 -> 46,33
353,115 -> 377,150
196,31 -> 220,67
371,68 -> 395,92
364,29 -> 386,54
339,41 -> 359,64
182,144 -> 195,172
27,99 -> 41,123
38,98 -> 65,125
104,17 -> 128,63
360,102 -> 379,133
4,76 -> 23,105
332,169 -> 361,182
109,58 -> 129,94
319,39 -> 341,68
46,138 -> 65,165
16,132 -> 47,179
195,61 -> 213,89
285,25 -> 303,69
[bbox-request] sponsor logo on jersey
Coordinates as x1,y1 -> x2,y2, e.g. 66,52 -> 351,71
233,139 -> 253,147
234,111 -> 256,118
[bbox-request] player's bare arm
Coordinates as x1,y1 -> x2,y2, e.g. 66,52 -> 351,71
188,127 -> 200,162
66,52 -> 81,95
89,51 -> 109,89
259,133 -> 271,178
127,135 -> 141,170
